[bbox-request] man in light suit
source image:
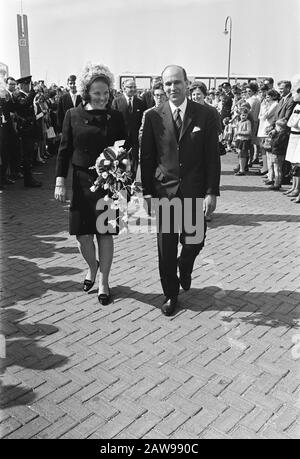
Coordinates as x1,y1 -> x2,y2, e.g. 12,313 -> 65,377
57,75 -> 82,133
112,78 -> 145,179
141,65 -> 220,316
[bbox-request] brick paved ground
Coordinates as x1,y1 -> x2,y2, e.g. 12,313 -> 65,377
1,152 -> 300,439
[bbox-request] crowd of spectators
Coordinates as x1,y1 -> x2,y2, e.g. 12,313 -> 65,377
1,73 -> 299,201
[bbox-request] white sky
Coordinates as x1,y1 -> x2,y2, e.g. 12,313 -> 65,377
1,0 -> 299,86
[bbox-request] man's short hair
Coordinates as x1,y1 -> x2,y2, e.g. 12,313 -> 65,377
152,82 -> 164,92
278,80 -> 292,90
5,76 -> 16,84
67,74 -> 76,83
123,78 -> 136,88
264,77 -> 274,85
151,76 -> 161,82
161,65 -> 188,82
222,81 -> 231,89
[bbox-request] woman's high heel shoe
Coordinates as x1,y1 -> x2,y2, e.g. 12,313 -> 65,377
98,289 -> 111,305
83,261 -> 99,292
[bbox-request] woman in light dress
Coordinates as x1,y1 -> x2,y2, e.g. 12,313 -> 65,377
256,89 -> 280,175
285,82 -> 300,203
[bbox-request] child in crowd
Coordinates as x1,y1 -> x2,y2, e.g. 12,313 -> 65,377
266,119 -> 290,190
235,108 -> 252,176
222,117 -> 234,151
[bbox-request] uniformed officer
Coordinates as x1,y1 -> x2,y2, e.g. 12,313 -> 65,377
13,76 -> 42,187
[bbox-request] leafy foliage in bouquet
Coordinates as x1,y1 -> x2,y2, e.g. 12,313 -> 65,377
89,146 -> 141,199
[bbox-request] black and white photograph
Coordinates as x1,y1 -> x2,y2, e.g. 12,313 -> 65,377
0,0 -> 299,442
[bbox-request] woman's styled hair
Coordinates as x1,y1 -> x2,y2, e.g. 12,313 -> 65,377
77,63 -> 115,102
267,89 -> 280,101
246,82 -> 259,94
190,81 -> 207,97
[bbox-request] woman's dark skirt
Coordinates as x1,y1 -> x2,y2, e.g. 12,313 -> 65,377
70,166 -> 118,236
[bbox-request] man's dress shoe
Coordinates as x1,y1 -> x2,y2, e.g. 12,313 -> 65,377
161,297 -> 177,316
179,270 -> 192,291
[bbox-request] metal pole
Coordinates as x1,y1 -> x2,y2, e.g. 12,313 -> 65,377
224,16 -> 232,83
228,31 -> 231,82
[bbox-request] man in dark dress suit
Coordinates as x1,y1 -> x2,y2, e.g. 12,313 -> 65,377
112,78 -> 145,179
141,65 -> 220,316
220,82 -> 233,124
0,77 -> 21,184
57,75 -> 82,133
273,80 -> 296,184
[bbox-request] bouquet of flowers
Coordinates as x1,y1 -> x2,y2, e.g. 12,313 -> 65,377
89,143 -> 141,199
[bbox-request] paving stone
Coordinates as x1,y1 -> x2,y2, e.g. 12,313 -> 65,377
1,153 -> 300,439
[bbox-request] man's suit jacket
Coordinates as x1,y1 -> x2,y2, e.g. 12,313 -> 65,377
275,93 -> 295,123
220,93 -> 233,121
57,92 -> 82,133
141,99 -> 220,199
111,95 -> 145,146
141,90 -> 155,110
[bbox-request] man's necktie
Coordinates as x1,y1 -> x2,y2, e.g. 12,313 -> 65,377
174,108 -> 182,138
128,98 -> 133,113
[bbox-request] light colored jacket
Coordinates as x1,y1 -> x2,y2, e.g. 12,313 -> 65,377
257,100 -> 278,137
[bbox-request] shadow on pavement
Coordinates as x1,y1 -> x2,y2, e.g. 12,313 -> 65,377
1,160 -> 75,408
180,286 -> 299,329
221,185 -> 274,192
209,213 -> 300,227
0,307 -> 69,409
111,285 -> 299,329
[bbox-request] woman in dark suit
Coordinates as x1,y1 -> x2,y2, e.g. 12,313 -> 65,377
54,64 -> 126,305
190,81 -> 222,134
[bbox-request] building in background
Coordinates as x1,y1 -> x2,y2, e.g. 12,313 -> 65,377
118,73 -> 267,91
